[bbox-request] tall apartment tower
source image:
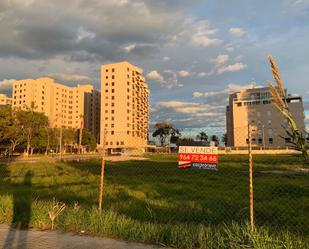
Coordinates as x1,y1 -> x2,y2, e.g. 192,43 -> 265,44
100,62 -> 149,152
12,77 -> 100,141
0,93 -> 12,106
226,86 -> 305,147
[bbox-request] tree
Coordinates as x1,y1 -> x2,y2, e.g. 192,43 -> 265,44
62,128 -> 77,153
268,56 -> 308,157
177,136 -> 194,146
210,135 -> 219,146
0,106 -> 25,156
82,129 -> 97,152
17,102 -> 49,156
152,122 -> 181,146
222,133 -> 227,146
196,132 -> 208,142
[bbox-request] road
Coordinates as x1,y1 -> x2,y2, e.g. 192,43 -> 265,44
0,224 -> 167,249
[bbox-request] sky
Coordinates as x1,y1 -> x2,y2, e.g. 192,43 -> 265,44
0,0 -> 308,131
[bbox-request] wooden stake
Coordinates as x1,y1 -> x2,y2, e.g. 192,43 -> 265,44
248,124 -> 254,230
99,129 -> 107,211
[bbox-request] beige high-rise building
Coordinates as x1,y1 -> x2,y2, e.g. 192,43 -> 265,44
0,93 -> 12,106
226,86 -> 305,147
100,62 -> 149,152
12,77 -> 100,141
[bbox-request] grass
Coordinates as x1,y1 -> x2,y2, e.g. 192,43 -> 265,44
0,154 -> 308,248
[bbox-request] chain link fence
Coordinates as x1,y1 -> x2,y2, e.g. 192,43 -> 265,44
0,125 -> 308,244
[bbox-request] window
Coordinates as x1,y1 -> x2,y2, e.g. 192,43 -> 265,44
237,102 -> 242,107
112,75 -> 115,79
268,120 -> 272,125
106,69 -> 108,72
111,131 -> 114,135
269,138 -> 273,144
112,82 -> 115,86
258,138 -> 262,144
111,89 -> 114,93
111,110 -> 114,114
267,111 -> 271,116
112,68 -> 115,72
111,96 -> 115,100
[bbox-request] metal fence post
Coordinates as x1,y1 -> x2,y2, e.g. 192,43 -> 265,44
248,124 -> 254,230
99,129 -> 107,211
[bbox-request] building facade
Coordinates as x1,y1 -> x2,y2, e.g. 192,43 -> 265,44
100,62 -> 149,152
12,77 -> 100,141
226,87 -> 305,147
0,93 -> 12,106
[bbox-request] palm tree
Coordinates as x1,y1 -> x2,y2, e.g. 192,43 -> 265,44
196,132 -> 208,142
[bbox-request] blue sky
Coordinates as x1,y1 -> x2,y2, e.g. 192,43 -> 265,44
0,0 -> 308,129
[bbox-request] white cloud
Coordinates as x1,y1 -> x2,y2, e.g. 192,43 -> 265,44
146,70 -> 180,88
190,19 -> 223,47
48,73 -> 92,83
225,47 -> 234,52
229,27 -> 246,37
0,79 -> 15,91
192,34 -> 223,47
195,83 -> 262,100
146,70 -> 164,82
163,57 -> 170,61
178,70 -> 191,77
217,62 -> 247,75
193,91 -> 203,98
123,44 -> 136,53
213,54 -> 229,64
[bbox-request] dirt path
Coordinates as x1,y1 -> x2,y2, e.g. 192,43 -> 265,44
0,224 -> 167,249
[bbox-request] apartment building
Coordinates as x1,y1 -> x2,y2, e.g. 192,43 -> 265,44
0,93 -> 12,106
12,77 -> 100,141
226,86 -> 305,147
100,62 -> 149,152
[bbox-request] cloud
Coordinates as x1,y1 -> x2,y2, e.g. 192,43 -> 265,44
146,69 -> 180,88
178,70 -> 191,77
212,54 -> 229,64
146,70 -> 164,82
151,100 -> 226,129
47,73 -> 92,83
192,83 -> 261,100
193,91 -> 203,98
0,79 -> 15,92
217,62 -> 247,75
229,27 -> 246,37
123,44 -> 136,53
162,56 -> 170,61
0,0 -> 193,62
